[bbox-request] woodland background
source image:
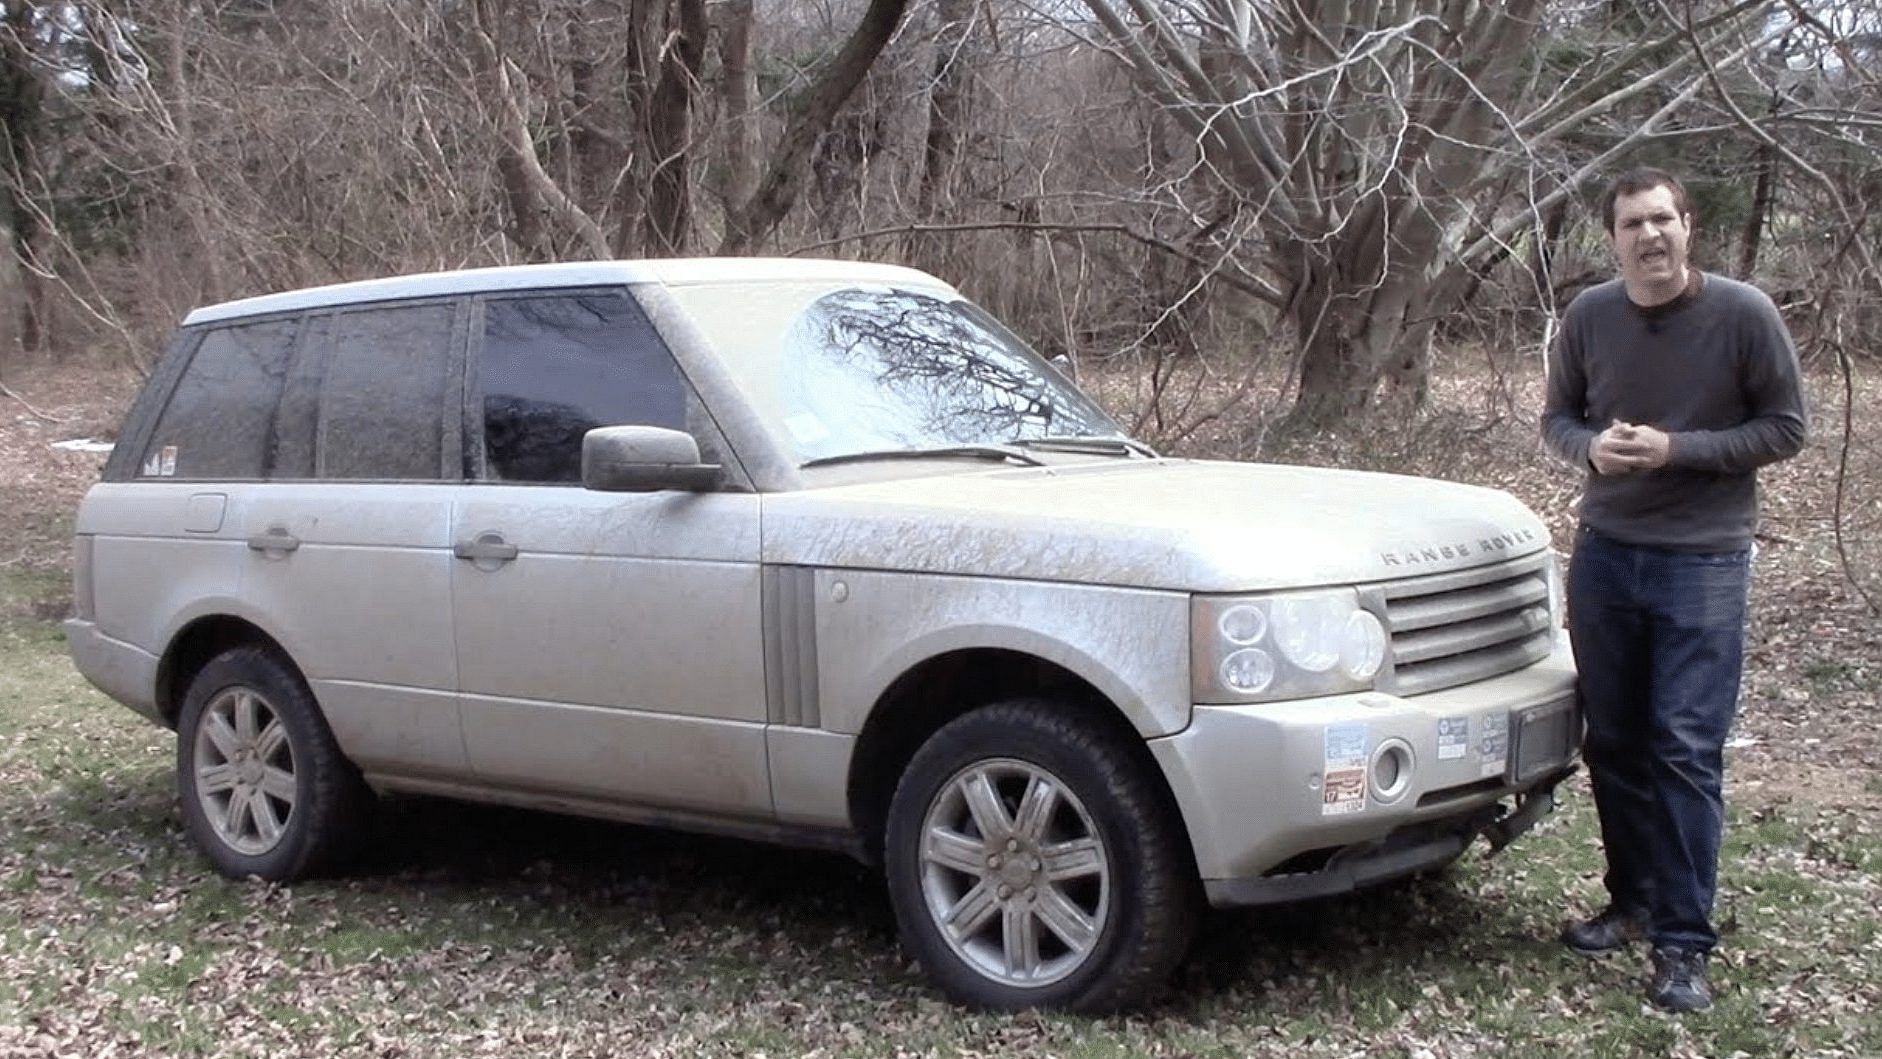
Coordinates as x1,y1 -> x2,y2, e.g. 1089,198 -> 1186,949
0,0 -> 1876,413
8,0 -> 1877,603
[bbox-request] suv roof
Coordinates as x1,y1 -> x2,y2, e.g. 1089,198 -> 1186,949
182,258 -> 948,326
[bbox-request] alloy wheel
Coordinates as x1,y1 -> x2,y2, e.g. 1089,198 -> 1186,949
917,758 -> 1111,988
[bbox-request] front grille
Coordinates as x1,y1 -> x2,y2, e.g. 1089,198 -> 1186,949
1366,552 -> 1553,697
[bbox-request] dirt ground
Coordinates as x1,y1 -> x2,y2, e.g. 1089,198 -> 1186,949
2,356 -> 1876,812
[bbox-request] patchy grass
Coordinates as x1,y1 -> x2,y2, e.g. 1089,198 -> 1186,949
2,572 -> 1880,1057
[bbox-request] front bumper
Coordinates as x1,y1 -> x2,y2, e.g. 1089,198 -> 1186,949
1149,634 -> 1578,908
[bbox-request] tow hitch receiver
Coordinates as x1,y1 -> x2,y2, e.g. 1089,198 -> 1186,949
1483,765 -> 1577,856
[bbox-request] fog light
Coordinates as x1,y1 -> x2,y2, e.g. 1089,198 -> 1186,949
1371,739 -> 1414,803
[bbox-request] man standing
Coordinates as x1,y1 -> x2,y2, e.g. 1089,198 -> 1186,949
1542,168 -> 1807,1013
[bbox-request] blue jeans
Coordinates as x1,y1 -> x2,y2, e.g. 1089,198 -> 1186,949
1567,526 -> 1750,953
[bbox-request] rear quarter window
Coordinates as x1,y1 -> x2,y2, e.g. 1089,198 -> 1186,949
140,318 -> 300,480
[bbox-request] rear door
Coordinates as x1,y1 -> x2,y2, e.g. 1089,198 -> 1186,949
237,300 -> 466,779
449,288 -> 771,817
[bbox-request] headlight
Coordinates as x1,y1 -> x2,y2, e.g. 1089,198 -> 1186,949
1192,588 -> 1390,703
1220,648 -> 1276,694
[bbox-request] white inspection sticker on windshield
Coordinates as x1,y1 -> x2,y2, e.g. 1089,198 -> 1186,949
784,413 -> 831,445
1322,723 -> 1368,816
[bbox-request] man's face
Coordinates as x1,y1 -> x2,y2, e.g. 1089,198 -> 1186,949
1609,185 -> 1692,293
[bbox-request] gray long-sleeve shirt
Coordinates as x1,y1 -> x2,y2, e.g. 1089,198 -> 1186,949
1542,272 -> 1808,551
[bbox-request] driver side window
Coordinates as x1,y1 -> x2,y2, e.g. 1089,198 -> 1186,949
473,290 -> 718,484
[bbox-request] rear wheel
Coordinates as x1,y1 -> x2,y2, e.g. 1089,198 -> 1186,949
884,699 -> 1197,1011
176,647 -> 369,880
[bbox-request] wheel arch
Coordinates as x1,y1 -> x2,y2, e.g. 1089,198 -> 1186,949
157,615 -> 299,728
845,647 -> 1191,867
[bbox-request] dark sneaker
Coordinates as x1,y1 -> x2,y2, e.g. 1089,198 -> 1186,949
1649,947 -> 1712,1012
1561,905 -> 1649,955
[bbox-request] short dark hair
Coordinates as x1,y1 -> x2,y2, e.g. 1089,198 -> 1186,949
1601,167 -> 1691,233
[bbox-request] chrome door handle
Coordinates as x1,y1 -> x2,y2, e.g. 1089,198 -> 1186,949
246,528 -> 301,554
453,533 -> 518,564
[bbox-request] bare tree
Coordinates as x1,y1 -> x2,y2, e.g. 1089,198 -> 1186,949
1070,0 -> 1793,427
1,0 -> 50,355
1672,0 -> 1882,613
719,0 -> 915,253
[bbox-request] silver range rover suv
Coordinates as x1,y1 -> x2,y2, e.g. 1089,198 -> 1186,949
67,259 -> 1579,1011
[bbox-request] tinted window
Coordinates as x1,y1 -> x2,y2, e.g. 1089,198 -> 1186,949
142,318 -> 300,479
477,292 -> 688,483
321,302 -> 456,480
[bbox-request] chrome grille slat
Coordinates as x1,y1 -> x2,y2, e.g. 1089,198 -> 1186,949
1394,608 -> 1550,665
1378,551 -> 1548,600
1387,577 -> 1548,633
1375,553 -> 1553,696
1392,635 -> 1553,697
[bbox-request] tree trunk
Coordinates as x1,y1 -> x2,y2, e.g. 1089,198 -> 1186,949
570,51 -> 615,211
471,1 -> 609,261
715,0 -> 759,212
1281,229 -> 1436,429
1739,141 -> 1778,279
641,0 -> 708,254
718,0 -> 913,254
916,0 -> 974,222
1530,198 -> 1571,298
0,0 -> 46,353
1288,317 -> 1370,429
163,0 -> 226,299
615,0 -> 662,252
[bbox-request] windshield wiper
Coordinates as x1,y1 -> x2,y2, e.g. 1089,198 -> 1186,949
1011,435 -> 1161,459
801,444 -> 1048,470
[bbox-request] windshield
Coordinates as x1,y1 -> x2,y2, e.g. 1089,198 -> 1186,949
664,281 -> 1125,466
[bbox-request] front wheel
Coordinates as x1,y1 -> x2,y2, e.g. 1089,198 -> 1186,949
884,699 -> 1198,1012
176,647 -> 369,880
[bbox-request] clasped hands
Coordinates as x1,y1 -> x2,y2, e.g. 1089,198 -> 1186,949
1590,420 -> 1671,476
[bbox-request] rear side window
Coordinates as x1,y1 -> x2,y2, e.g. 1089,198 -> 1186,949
321,302 -> 458,480
476,291 -> 689,483
141,318 -> 300,479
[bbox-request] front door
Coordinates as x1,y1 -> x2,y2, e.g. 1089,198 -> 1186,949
449,289 -> 771,818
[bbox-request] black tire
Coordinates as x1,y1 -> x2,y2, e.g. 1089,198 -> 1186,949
176,646 -> 370,880
884,699 -> 1198,1012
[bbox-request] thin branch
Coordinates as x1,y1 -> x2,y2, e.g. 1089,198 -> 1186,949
785,220 -> 1287,305
1670,0 -> 1882,616
0,382 -> 70,424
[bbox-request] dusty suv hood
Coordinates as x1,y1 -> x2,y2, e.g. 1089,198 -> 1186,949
762,459 -> 1548,592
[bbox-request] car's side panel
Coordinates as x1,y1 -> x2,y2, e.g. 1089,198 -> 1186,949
767,726 -> 854,828
806,567 -> 1193,738
237,482 -> 464,775
79,484 -> 246,657
451,488 -> 771,815
454,698 -> 771,812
